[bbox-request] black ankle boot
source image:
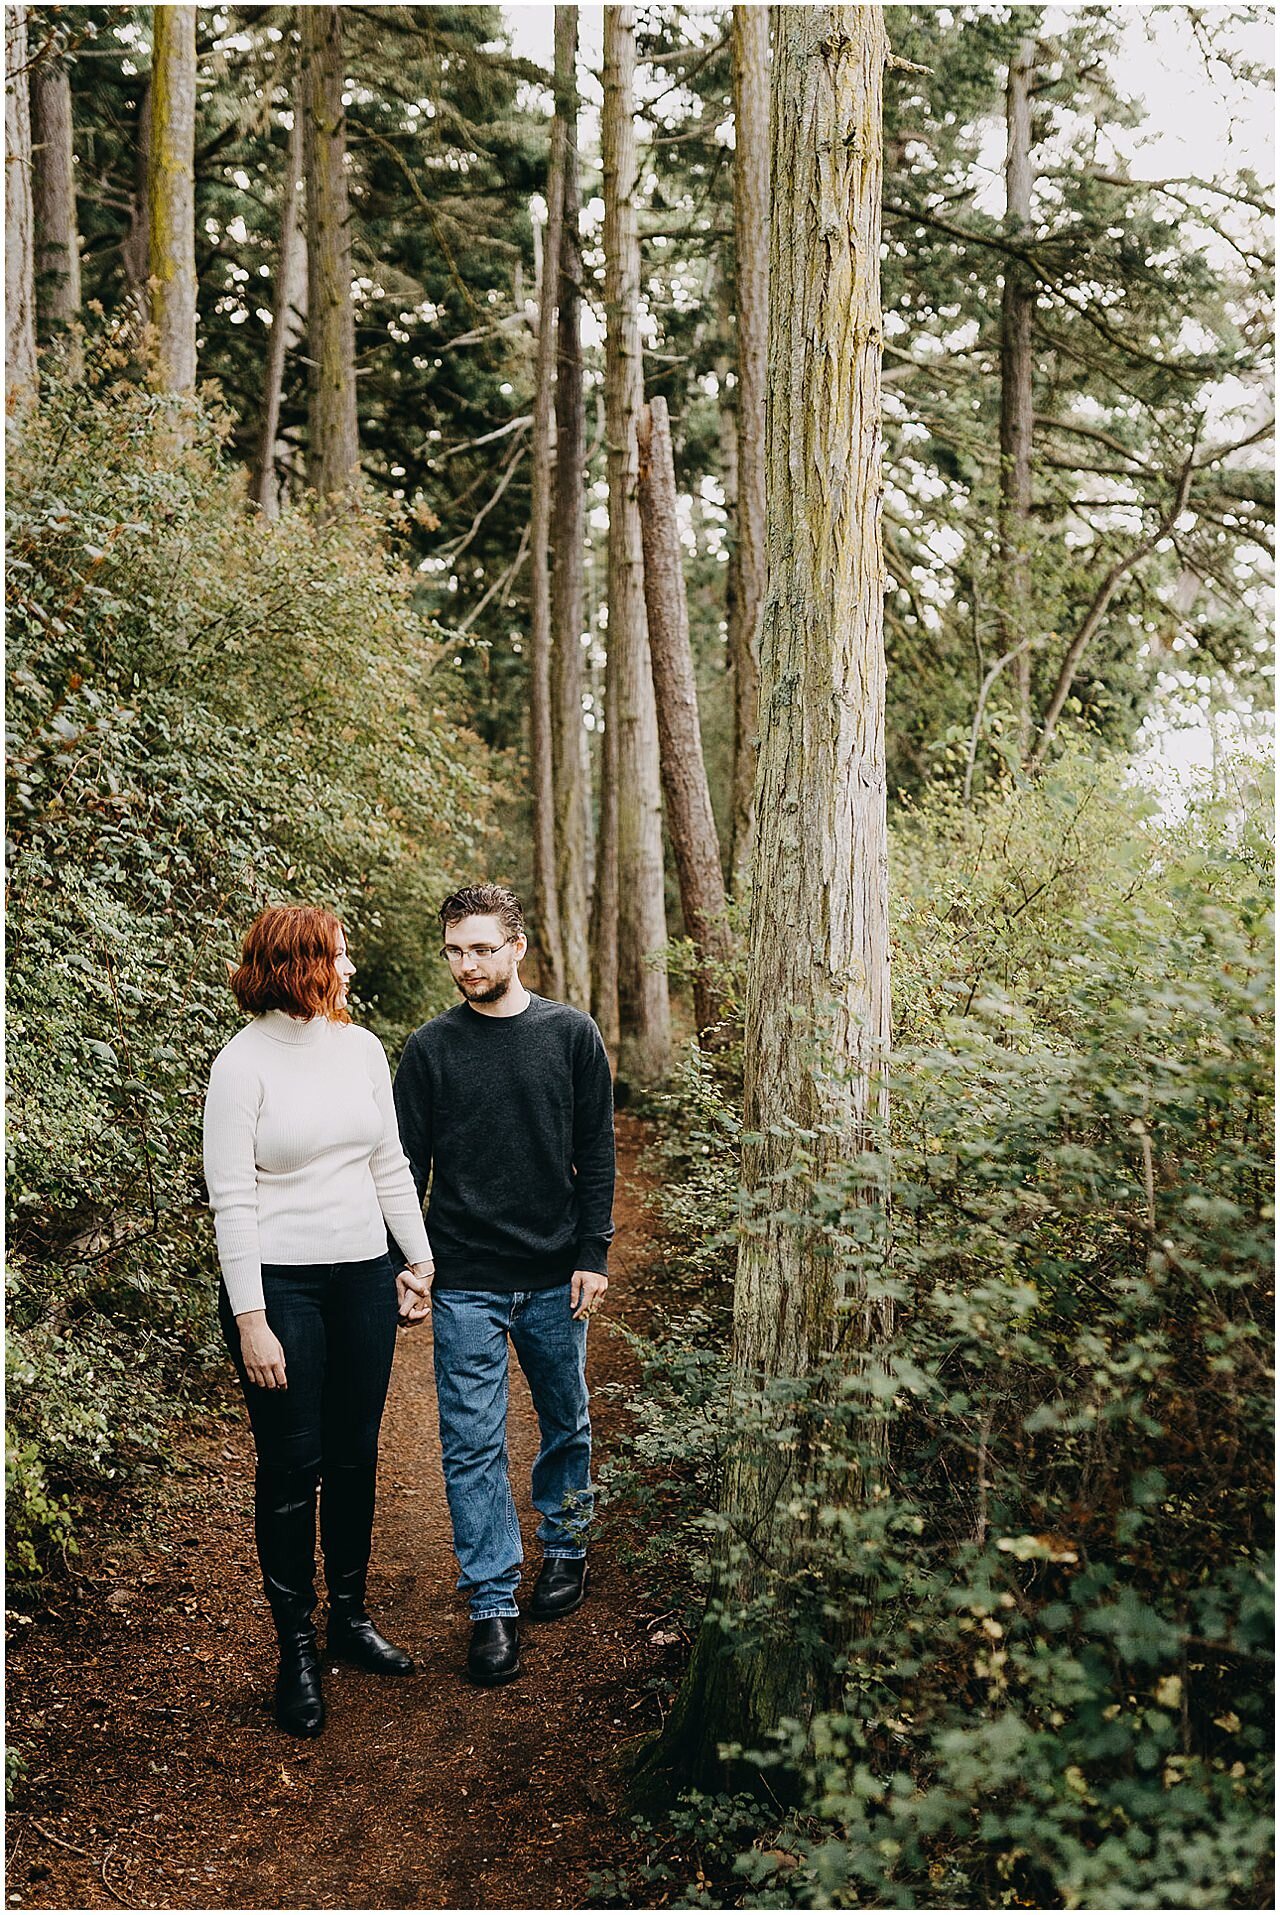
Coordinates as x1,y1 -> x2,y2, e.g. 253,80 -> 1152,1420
274,1625 -> 325,1736
256,1463 -> 326,1737
321,1460 -> 414,1676
328,1608 -> 414,1676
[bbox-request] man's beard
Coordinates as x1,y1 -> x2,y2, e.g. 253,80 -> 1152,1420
457,971 -> 512,1006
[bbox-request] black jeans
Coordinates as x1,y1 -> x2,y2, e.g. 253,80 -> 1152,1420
220,1253 -> 400,1628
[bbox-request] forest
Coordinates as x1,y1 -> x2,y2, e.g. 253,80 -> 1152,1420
4,3 -> 1274,1910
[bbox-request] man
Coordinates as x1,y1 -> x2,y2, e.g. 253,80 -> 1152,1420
392,882 -> 614,1686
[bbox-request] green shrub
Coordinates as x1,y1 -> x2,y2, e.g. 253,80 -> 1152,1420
6,351 -> 501,1572
599,754 -> 1274,1909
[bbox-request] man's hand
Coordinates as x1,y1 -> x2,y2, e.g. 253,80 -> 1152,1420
238,1310 -> 287,1390
570,1270 -> 608,1322
396,1261 -> 434,1326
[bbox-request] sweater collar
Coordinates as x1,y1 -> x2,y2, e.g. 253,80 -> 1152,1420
258,1010 -> 329,1047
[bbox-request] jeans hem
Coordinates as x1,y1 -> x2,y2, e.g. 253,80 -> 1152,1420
540,1547 -> 588,1560
470,1605 -> 521,1622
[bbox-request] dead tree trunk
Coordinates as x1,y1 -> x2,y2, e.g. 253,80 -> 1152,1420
148,4 -> 198,392
602,4 -> 669,1087
637,396 -> 732,1044
251,56 -> 304,519
31,54 -> 81,359
999,32 -> 1036,760
729,3 -> 769,891
551,3 -> 593,1013
6,4 -> 36,425
301,5 -> 359,500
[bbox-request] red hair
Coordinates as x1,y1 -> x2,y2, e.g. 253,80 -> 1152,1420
229,905 -> 350,1022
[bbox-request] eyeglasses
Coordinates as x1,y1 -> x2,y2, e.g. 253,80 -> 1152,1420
439,938 -> 514,965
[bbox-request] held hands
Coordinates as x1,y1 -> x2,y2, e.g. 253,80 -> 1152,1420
396,1261 -> 435,1327
570,1270 -> 608,1322
238,1310 -> 288,1390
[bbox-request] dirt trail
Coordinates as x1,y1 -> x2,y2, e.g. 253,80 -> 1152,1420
7,1114 -> 670,1911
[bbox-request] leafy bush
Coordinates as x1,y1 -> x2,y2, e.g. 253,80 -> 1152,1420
6,351 -> 500,1571
598,754 -> 1274,1909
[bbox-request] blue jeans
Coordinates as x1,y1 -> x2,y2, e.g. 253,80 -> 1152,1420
431,1284 -> 592,1620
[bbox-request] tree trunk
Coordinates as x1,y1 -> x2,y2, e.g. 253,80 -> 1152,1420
121,76 -> 151,303
5,4 -> 36,425
602,5 -> 669,1088
637,397 -> 732,1045
301,5 -> 359,501
528,22 -> 568,1000
31,54 -> 81,356
552,4 -> 593,1014
148,4 -> 198,393
590,637 -> 621,1060
999,32 -> 1036,761
729,3 -> 769,893
650,3 -> 891,1790
251,58 -> 305,520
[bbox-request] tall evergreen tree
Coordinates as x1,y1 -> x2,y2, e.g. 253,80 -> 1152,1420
653,0 -> 891,1786
603,4 -> 670,1086
728,3 -> 767,889
551,4 -> 593,1012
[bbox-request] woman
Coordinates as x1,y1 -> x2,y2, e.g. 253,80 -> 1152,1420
203,905 -> 433,1737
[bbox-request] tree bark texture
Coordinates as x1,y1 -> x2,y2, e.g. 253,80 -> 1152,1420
251,63 -> 305,520
301,5 -> 359,500
999,32 -> 1035,760
6,4 -> 36,423
659,3 -> 892,1787
551,5 -> 593,1013
729,3 -> 769,892
602,6 -> 669,1086
31,56 -> 81,344
148,4 -> 198,393
637,397 -> 732,1045
527,26 -> 568,1000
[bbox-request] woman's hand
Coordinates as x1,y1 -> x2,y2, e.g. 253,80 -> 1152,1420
396,1262 -> 434,1326
238,1310 -> 287,1390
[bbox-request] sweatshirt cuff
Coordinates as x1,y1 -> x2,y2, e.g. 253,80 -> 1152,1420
574,1238 -> 611,1278
222,1266 -> 265,1317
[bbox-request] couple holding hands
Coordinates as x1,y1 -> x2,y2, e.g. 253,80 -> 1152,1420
202,882 -> 614,1736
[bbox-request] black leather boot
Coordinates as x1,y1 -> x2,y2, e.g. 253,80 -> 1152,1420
529,1555 -> 589,1621
257,1464 -> 325,1737
321,1461 -> 414,1677
467,1617 -> 521,1686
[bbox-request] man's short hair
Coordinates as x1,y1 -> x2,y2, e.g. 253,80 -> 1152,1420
438,883 -> 526,941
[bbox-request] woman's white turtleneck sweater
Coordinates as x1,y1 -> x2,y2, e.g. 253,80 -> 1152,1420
203,1011 -> 432,1317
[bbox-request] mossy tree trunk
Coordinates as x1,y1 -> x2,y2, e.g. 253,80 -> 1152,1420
728,3 -> 769,895
551,4 -> 593,1013
301,5 -> 359,501
602,5 -> 669,1088
648,3 -> 891,1791
637,396 -> 732,1044
148,4 -> 197,393
6,4 -> 37,425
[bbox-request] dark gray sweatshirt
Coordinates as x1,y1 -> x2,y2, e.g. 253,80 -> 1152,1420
391,992 -> 615,1292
